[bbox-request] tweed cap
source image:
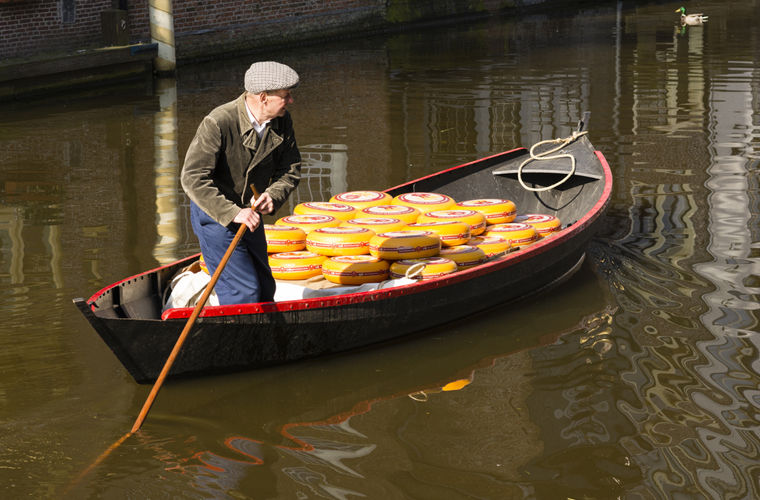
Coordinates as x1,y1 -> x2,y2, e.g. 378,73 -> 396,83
244,61 -> 299,94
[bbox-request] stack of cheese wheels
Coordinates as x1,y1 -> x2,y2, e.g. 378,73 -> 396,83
406,220 -> 471,247
356,204 -> 420,224
455,198 -> 517,225
466,236 -> 511,257
390,256 -> 458,280
514,214 -> 561,237
392,192 -> 456,213
341,217 -> 407,234
417,209 -> 487,236
369,230 -> 441,260
264,224 -> 307,253
329,190 -> 392,210
305,226 -> 374,256
484,223 -> 538,248
440,245 -> 488,270
293,201 -> 356,221
269,251 -> 327,280
275,214 -> 341,234
322,255 -> 389,285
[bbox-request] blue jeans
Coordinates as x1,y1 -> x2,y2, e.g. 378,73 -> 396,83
190,202 -> 275,304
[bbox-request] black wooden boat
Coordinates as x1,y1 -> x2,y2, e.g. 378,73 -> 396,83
74,120 -> 612,384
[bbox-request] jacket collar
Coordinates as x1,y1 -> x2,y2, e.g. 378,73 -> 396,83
237,93 -> 283,150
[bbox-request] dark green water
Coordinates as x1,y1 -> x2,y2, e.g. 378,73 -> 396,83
1,1 -> 759,497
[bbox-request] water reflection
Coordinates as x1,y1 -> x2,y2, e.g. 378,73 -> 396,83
130,274 -> 614,498
152,77 -> 181,265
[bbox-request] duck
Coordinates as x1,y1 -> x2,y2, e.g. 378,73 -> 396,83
675,6 -> 708,25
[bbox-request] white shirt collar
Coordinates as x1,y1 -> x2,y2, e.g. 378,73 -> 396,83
244,100 -> 271,138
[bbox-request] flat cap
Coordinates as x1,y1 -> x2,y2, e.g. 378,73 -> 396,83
244,61 -> 299,94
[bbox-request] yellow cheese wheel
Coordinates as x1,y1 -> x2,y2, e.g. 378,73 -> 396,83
368,230 -> 441,260
484,223 -> 538,248
392,192 -> 456,213
275,214 -> 341,234
455,198 -> 517,225
264,224 -> 307,253
406,220 -> 471,247
329,191 -> 393,209
341,217 -> 407,234
439,245 -> 488,270
268,251 -> 328,280
466,236 -> 511,257
356,204 -> 421,224
321,255 -> 390,285
417,209 -> 487,236
389,256 -> 458,280
514,214 -> 561,237
293,201 -> 357,221
305,226 -> 374,256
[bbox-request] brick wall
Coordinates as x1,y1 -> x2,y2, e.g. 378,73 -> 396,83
171,0 -> 385,61
0,0 -> 507,62
0,0 -> 151,60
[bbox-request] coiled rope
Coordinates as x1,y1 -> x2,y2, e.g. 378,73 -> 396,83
517,130 -> 588,192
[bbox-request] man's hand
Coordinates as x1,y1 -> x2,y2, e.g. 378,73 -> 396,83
252,191 -> 274,214
233,207 -> 261,232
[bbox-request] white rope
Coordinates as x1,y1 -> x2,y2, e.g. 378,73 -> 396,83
517,130 -> 588,192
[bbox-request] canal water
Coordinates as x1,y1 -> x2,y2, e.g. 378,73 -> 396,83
2,0 -> 759,497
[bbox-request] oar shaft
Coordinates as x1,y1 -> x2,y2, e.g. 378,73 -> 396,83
130,222 -> 247,433
131,186 -> 261,433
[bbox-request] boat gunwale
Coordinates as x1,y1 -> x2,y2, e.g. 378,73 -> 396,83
86,148 -> 612,321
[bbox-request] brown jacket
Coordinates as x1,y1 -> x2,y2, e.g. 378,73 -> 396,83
181,93 -> 301,226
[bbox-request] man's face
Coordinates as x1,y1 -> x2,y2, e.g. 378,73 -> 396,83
265,89 -> 294,118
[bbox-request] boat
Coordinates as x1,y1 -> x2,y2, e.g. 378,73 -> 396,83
73,115 -> 612,384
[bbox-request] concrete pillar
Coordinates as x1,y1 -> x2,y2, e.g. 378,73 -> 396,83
149,0 -> 176,73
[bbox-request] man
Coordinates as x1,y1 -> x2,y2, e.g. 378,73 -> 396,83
181,61 -> 301,304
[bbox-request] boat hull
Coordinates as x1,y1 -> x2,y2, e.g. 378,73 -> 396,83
75,133 -> 612,383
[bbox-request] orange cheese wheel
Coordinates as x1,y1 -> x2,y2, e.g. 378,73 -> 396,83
321,255 -> 390,285
356,204 -> 421,224
305,226 -> 374,256
264,224 -> 307,253
389,256 -> 458,280
368,230 -> 441,260
466,236 -> 511,257
341,217 -> 407,234
406,220 -> 471,247
514,214 -> 561,237
417,209 -> 487,236
293,201 -> 357,221
269,251 -> 328,280
392,192 -> 456,213
275,214 -> 341,234
455,199 -> 517,225
439,245 -> 488,270
329,191 -> 393,209
484,223 -> 538,248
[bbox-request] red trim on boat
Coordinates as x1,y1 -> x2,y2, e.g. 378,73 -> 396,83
92,147 -> 612,323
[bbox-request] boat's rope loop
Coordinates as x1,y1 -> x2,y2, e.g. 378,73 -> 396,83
517,130 -> 589,192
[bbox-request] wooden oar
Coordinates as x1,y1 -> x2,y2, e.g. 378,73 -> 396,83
129,223 -> 247,432
69,189 -> 263,490
132,186 -> 262,432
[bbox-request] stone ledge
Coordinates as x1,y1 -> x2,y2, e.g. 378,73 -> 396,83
0,43 -> 157,101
